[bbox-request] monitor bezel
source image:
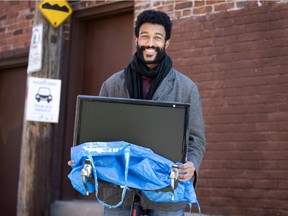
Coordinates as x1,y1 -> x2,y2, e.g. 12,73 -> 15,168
73,95 -> 190,163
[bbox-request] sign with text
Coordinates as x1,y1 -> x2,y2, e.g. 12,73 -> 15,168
26,77 -> 62,123
27,24 -> 43,73
38,0 -> 72,28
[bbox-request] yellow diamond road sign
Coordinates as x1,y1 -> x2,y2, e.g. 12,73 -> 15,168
38,0 -> 72,28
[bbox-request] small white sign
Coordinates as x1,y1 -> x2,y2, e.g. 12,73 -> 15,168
26,77 -> 62,123
27,24 -> 43,73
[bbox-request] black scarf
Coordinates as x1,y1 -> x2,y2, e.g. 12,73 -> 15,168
124,52 -> 172,99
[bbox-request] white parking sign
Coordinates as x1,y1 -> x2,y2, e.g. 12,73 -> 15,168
26,77 -> 61,123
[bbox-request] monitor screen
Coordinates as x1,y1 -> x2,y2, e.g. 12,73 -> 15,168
73,95 -> 190,163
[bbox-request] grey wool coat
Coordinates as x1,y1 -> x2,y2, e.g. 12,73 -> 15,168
99,67 -> 206,210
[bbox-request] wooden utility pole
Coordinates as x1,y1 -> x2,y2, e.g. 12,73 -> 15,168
17,3 -> 63,216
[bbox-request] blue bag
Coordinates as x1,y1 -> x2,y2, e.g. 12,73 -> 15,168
68,141 -> 201,214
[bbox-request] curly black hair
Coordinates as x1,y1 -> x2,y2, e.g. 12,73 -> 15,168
135,10 -> 173,41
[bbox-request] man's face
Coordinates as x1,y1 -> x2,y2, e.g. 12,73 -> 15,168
135,23 -> 169,68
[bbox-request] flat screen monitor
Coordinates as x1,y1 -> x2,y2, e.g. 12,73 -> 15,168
73,95 -> 190,163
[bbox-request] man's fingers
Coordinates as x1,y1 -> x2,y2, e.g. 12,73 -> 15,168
67,160 -> 75,166
178,172 -> 193,182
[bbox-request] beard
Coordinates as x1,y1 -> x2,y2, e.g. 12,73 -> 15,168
136,43 -> 166,65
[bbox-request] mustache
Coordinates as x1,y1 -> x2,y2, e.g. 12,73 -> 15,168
139,46 -> 161,52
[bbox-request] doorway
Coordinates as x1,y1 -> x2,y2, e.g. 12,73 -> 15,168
0,66 -> 26,216
62,2 -> 134,199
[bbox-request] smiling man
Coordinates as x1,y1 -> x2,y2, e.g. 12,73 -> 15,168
98,10 -> 206,216
136,22 -> 168,67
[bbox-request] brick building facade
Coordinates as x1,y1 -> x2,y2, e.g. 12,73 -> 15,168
0,1 -> 287,215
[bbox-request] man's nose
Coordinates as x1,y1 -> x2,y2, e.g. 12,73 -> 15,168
146,37 -> 155,47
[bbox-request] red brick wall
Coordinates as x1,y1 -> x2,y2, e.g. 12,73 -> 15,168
134,1 -> 288,215
0,1 -> 35,53
134,0 -> 267,20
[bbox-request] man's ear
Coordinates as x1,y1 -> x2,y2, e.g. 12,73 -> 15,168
135,37 -> 138,45
165,40 -> 170,49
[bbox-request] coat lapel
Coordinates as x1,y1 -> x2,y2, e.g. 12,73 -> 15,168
152,68 -> 175,101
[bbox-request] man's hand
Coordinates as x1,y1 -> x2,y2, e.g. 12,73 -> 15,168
67,160 -> 75,166
178,161 -> 195,182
